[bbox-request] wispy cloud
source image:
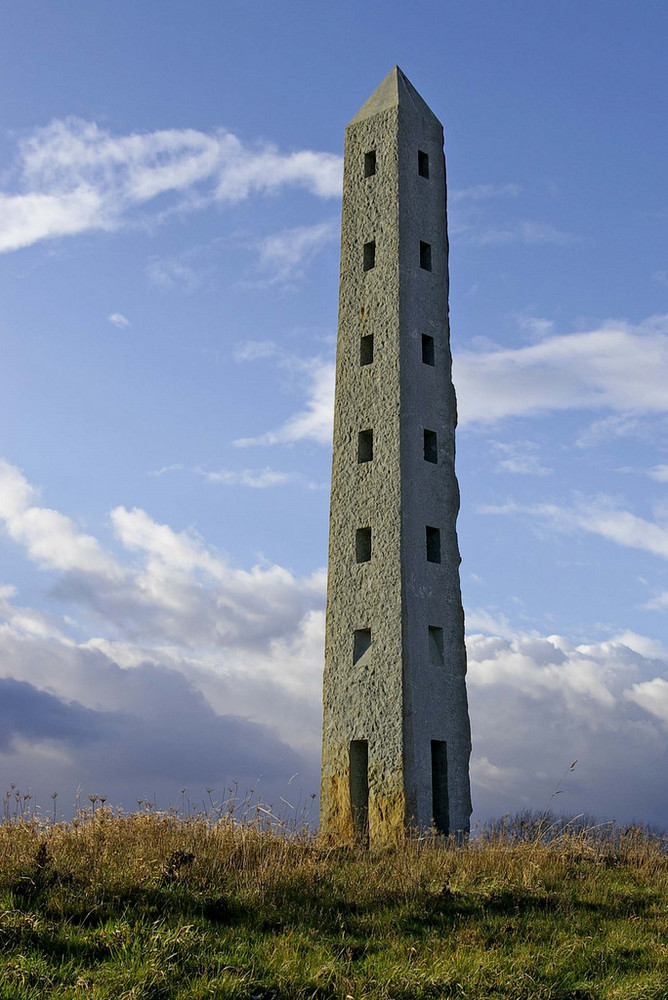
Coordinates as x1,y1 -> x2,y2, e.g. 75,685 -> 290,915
0,118 -> 343,253
480,493 -> 668,563
197,467 -> 325,490
234,340 -> 278,362
455,315 -> 668,425
146,256 -> 203,292
254,220 -> 338,285
448,182 -> 578,248
473,221 -> 580,246
234,359 -> 334,447
451,183 -> 522,202
492,441 -> 552,476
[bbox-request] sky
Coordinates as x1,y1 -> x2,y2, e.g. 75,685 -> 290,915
1,0 -> 668,828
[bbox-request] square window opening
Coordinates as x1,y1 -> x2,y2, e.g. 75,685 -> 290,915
363,241 -> 376,271
420,241 -> 432,271
424,429 -> 438,464
428,626 -> 444,665
426,525 -> 441,563
418,150 -> 430,178
353,628 -> 371,664
364,150 -> 377,177
358,429 -> 373,463
360,334 -> 374,366
356,527 -> 372,563
422,334 -> 435,366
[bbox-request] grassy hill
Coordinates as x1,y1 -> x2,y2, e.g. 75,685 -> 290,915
1,805 -> 668,999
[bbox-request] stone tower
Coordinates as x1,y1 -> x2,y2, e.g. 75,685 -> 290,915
320,67 -> 472,843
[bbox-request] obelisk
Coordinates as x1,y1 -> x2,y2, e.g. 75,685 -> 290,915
320,67 -> 472,843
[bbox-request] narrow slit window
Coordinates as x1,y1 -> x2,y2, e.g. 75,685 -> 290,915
418,150 -> 430,178
353,629 -> 371,664
420,241 -> 432,271
364,150 -> 376,177
431,740 -> 449,836
358,429 -> 373,463
349,740 -> 369,839
360,334 -> 374,366
422,334 -> 435,366
424,429 -> 438,464
356,527 -> 371,563
426,525 -> 441,563
363,241 -> 376,271
428,626 -> 444,665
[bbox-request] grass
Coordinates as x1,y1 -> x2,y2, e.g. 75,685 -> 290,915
2,801 -> 668,999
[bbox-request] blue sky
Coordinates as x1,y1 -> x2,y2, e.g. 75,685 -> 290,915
1,0 -> 668,826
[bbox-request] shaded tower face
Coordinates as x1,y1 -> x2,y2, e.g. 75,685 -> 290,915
321,67 -> 472,843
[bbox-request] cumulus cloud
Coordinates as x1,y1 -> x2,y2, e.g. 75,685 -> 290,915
0,459 -> 121,577
467,630 -> 668,824
0,460 -> 325,659
0,460 -> 325,810
2,460 -> 668,824
0,117 -> 343,253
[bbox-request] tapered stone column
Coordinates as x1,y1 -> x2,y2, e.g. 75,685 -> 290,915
321,67 -> 472,843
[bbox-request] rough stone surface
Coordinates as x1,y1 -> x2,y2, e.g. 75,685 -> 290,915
321,67 -> 472,843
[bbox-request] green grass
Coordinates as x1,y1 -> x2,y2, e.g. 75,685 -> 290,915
2,808 -> 668,999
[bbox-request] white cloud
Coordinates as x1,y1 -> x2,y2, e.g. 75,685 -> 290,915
455,315 -> 668,425
146,256 -> 202,291
480,494 -> 668,564
234,340 -> 278,362
0,460 -> 325,657
627,677 -> 668,724
492,441 -> 552,476
471,221 -> 579,246
198,467 -> 324,490
513,314 -> 555,340
229,315 -> 668,451
234,359 -> 334,447
1,117 -> 342,253
575,414 -> 648,448
467,628 -> 668,823
451,183 -> 522,202
254,220 -> 338,284
0,460 -> 121,577
108,312 -> 130,328
648,465 -> 668,483
3,459 -> 668,825
201,468 -> 294,488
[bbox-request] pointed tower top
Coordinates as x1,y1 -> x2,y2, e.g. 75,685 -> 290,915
349,66 -> 441,127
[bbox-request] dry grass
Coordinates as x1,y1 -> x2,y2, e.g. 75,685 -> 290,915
2,801 -> 668,998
